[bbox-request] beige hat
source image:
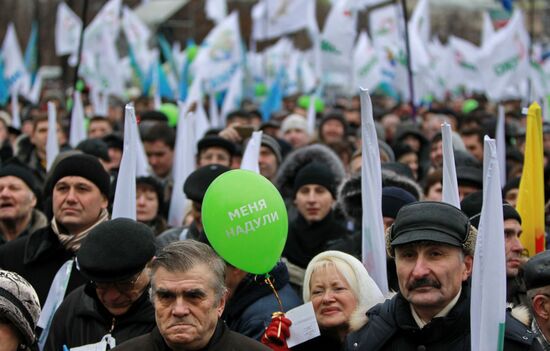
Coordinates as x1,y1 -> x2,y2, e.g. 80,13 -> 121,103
281,114 -> 308,135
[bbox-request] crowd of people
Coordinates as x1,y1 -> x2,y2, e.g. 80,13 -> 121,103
0,88 -> 549,350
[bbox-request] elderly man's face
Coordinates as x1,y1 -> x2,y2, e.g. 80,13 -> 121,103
0,176 -> 36,222
52,176 -> 108,234
152,265 -> 225,350
95,268 -> 150,316
395,243 -> 472,318
198,147 -> 231,168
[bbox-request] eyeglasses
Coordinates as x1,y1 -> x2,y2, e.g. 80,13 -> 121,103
93,271 -> 143,293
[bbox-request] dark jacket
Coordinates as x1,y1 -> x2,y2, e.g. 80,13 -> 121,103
0,209 -> 48,245
508,275 -> 529,308
345,287 -> 542,351
156,221 -> 205,250
222,262 -> 302,340
292,332 -> 343,351
44,283 -> 155,351
112,321 -> 271,351
0,225 -> 87,305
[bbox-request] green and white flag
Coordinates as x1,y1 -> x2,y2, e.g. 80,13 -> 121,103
321,0 -> 357,88
448,36 -> 483,93
55,2 -> 82,56
477,10 -> 529,101
471,136 -> 506,351
353,32 -> 382,92
251,0 -> 314,41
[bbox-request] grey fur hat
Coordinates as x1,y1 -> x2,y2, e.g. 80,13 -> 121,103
275,144 -> 345,201
338,169 -> 423,224
0,270 -> 41,348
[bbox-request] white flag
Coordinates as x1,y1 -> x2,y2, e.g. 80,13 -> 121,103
46,102 -> 60,171
83,0 -> 121,53
25,67 -> 43,104
240,131 -> 263,173
69,91 -> 86,147
252,0 -> 314,41
209,94 -> 221,129
359,88 -> 388,294
10,92 -> 20,130
193,12 -> 243,93
306,94 -> 316,135
168,104 -> 196,227
220,68 -> 243,125
1,23 -> 28,95
477,10 -> 530,101
112,105 -> 138,220
55,2 -> 83,56
205,0 -> 227,24
134,119 -> 150,177
441,123 -> 460,208
195,101 -> 211,145
481,11 -> 495,46
353,32 -> 382,92
471,136 -> 506,351
321,0 -> 357,88
496,105 -> 507,186
121,5 -> 151,73
448,36 -> 482,93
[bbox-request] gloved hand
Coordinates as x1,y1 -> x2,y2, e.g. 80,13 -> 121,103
261,312 -> 292,351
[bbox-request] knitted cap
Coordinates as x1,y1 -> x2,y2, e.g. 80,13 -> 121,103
293,161 -> 337,198
46,154 -> 111,197
0,159 -> 39,199
281,114 -> 308,134
261,134 -> 282,164
0,270 -> 41,347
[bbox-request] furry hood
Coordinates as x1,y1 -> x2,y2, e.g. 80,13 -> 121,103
338,169 -> 423,224
275,144 -> 345,201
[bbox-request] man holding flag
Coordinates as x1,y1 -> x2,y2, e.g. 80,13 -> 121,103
345,201 -> 540,351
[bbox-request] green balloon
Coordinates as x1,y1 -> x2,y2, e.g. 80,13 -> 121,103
255,83 -> 267,97
202,170 -> 288,274
159,103 -> 179,127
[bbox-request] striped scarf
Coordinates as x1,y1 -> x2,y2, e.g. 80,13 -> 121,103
51,209 -> 109,252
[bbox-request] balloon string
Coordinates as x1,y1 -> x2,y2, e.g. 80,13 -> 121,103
265,276 -> 284,312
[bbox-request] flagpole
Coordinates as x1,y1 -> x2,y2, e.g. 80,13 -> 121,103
72,0 -> 89,93
526,0 -> 535,104
400,0 -> 417,122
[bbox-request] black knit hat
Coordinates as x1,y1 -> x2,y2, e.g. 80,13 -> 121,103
184,164 -> 231,203
197,135 -> 237,156
261,134 -> 282,164
382,186 -> 416,219
460,191 -> 522,229
76,138 -> 111,162
293,161 -> 337,198
0,158 -> 39,199
77,218 -> 156,282
46,154 -> 110,197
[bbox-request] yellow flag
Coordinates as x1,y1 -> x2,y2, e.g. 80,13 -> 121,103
516,102 -> 546,256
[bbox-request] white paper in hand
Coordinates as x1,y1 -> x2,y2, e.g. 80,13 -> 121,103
286,302 -> 320,348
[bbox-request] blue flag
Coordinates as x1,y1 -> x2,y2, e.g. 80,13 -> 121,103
24,21 -> 38,82
0,56 -> 8,106
261,69 -> 284,121
128,45 -> 146,91
158,34 -> 179,81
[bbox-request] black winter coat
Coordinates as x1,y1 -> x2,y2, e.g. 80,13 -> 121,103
345,287 -> 542,351
44,284 -> 155,351
112,321 -> 271,351
0,226 -> 86,305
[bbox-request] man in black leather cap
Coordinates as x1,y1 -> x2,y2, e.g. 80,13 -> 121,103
524,250 -> 550,349
44,218 -> 156,351
346,201 -> 541,351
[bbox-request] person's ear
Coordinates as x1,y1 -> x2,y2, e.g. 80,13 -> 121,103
533,295 -> 550,320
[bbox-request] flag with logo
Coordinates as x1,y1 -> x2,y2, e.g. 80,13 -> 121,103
448,36 -> 483,93
252,0 -> 314,41
477,10 -> 529,101
55,2 -> 82,56
83,0 -> 121,53
193,12 -> 243,93
353,32 -> 382,92
471,136 -> 506,351
321,0 -> 357,88
122,5 -> 151,78
516,102 -> 546,256
1,23 -> 28,95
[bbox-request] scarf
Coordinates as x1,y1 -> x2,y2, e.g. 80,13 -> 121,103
51,209 -> 109,252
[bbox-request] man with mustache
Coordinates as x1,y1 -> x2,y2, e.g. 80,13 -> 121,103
346,201 -> 541,351
113,240 -> 269,350
460,191 -> 527,306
